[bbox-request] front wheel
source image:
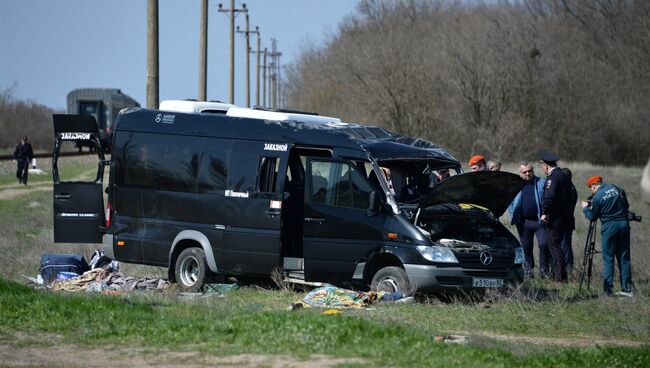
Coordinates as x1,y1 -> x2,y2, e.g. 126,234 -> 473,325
371,266 -> 412,296
175,247 -> 208,292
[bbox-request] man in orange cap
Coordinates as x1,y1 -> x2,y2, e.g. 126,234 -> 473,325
581,176 -> 633,296
468,155 -> 487,172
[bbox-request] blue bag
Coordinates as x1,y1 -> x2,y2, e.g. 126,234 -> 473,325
39,253 -> 90,285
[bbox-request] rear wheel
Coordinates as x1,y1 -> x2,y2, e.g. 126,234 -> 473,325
175,247 -> 207,292
371,266 -> 412,296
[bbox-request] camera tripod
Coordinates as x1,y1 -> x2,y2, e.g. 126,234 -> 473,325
579,221 -> 599,292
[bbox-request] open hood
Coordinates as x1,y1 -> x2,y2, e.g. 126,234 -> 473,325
420,171 -> 524,217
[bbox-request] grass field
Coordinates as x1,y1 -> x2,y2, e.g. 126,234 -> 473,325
0,157 -> 648,367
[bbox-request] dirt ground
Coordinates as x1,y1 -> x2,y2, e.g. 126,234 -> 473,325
0,335 -> 365,368
1,329 -> 644,368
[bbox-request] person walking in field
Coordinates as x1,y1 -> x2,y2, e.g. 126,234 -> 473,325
581,176 -> 633,296
13,136 -> 34,185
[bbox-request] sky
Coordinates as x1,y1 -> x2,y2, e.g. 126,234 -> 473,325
0,0 -> 357,110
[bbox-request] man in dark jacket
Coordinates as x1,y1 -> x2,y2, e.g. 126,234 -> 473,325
561,168 -> 578,277
13,136 -> 34,185
538,149 -> 572,282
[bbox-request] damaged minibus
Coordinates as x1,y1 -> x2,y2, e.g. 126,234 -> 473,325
52,106 -> 525,294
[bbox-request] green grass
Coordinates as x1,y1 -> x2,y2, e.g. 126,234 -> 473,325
0,158 -> 97,186
0,278 -> 648,367
1,160 -> 649,365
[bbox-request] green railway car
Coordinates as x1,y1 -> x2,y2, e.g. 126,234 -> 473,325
66,88 -> 139,152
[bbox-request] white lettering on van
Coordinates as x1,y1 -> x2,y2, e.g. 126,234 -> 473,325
225,190 -> 249,198
264,143 -> 288,152
59,213 -> 98,218
61,132 -> 91,140
155,114 -> 176,124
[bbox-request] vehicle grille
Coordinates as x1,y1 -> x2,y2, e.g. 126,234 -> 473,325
454,249 -> 513,269
464,270 -> 510,278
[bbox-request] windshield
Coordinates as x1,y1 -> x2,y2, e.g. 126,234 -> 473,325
373,160 -> 460,204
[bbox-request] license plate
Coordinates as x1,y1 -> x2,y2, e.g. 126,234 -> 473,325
472,278 -> 504,288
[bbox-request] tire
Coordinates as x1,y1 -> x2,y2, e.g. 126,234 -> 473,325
175,247 -> 208,292
371,266 -> 412,296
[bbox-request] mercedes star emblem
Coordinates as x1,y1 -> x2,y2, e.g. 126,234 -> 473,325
479,251 -> 493,266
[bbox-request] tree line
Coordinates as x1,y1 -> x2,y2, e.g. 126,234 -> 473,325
0,85 -> 56,154
284,0 -> 650,166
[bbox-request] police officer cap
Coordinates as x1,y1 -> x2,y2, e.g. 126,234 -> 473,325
537,149 -> 559,163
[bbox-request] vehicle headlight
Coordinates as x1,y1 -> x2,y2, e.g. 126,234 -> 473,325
513,247 -> 524,265
417,245 -> 459,263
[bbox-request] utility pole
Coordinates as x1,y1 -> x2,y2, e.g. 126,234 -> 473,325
146,0 -> 159,109
268,38 -> 282,109
262,48 -> 267,108
218,0 -> 247,104
248,27 -> 260,107
237,18 -> 257,107
198,0 -> 208,101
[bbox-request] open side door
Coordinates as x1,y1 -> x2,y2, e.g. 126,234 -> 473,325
52,114 -> 107,243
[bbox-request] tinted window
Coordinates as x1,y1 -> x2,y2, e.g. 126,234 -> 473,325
311,160 -> 372,209
198,140 -> 230,193
115,132 -> 202,192
257,157 -> 280,193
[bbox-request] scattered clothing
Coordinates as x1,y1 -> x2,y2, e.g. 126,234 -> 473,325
292,285 -> 408,310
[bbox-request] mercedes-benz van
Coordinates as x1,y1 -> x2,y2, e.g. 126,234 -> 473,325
52,107 -> 524,294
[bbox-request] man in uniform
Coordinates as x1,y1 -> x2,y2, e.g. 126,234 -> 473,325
468,155 -> 488,172
581,176 -> 633,296
538,149 -> 572,282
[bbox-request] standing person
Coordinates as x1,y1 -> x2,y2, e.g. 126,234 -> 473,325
538,149 -> 572,282
581,176 -> 633,296
468,155 -> 487,172
508,161 -> 549,278
561,168 -> 578,277
487,159 -> 501,172
13,136 -> 34,185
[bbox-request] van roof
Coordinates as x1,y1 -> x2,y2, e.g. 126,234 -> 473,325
226,107 -> 342,124
115,108 -> 460,168
159,100 -> 234,114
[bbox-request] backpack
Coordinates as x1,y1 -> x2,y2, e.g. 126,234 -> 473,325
39,253 -> 90,285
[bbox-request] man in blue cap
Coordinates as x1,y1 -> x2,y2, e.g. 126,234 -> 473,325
538,149 -> 572,282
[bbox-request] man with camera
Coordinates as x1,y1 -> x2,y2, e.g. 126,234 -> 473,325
581,176 -> 633,296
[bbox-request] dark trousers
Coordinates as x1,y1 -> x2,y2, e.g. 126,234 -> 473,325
516,220 -> 550,277
546,218 -> 568,281
16,159 -> 29,185
601,220 -> 632,293
561,229 -> 574,271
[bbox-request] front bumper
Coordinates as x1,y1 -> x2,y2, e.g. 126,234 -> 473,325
404,264 -> 524,292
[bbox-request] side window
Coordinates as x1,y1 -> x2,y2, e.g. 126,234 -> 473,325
310,160 -> 373,209
116,132 -> 201,192
198,141 -> 230,193
257,157 -> 280,193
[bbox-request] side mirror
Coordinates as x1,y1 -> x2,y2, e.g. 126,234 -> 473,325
368,191 -> 382,215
